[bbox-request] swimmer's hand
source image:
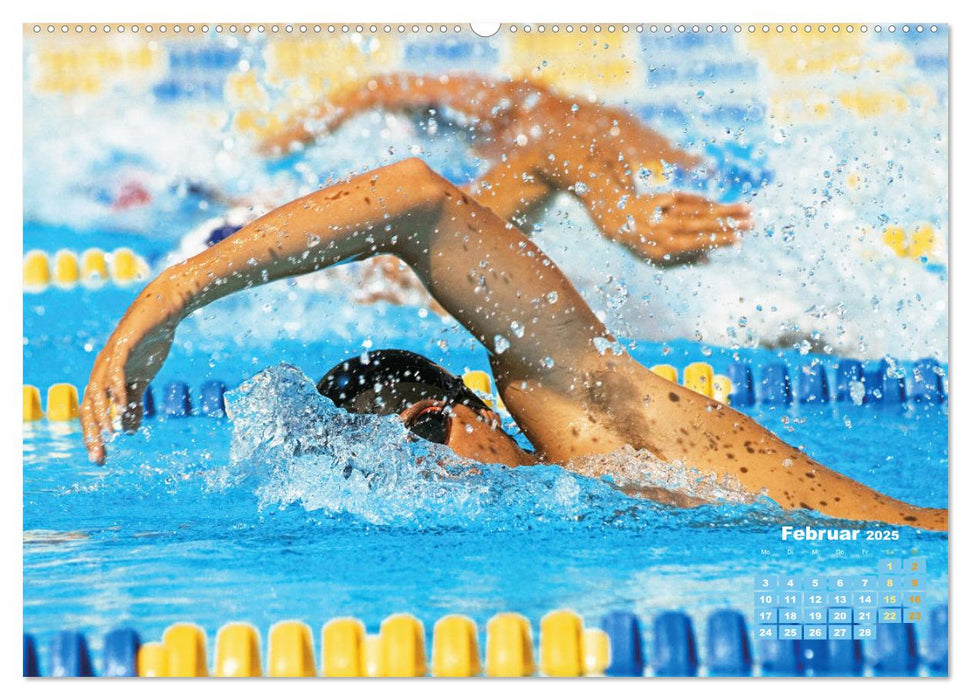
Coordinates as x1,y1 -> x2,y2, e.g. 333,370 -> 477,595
621,193 -> 753,266
81,280 -> 181,463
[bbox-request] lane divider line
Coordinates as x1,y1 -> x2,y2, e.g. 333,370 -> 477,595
24,604 -> 948,678
21,357 -> 947,427
23,248 -> 150,292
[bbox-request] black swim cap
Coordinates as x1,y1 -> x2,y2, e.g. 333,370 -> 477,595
317,349 -> 490,416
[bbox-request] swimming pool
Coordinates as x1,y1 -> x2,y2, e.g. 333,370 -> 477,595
23,263 -> 949,672
23,24 -> 949,677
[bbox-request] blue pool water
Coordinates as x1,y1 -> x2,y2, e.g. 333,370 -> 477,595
23,263 -> 948,665
23,26 -> 949,673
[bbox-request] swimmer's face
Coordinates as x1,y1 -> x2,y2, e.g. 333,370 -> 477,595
397,399 -> 536,468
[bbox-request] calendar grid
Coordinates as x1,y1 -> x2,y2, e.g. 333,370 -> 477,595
754,558 -> 926,640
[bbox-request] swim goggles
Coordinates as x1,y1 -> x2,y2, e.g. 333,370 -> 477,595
317,349 -> 490,444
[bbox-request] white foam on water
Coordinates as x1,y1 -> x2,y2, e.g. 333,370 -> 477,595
214,364 -> 764,526
569,445 -> 761,507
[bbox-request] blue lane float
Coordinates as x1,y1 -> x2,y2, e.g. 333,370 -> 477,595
800,640 -> 827,675
726,363 -> 755,406
601,610 -> 644,677
863,359 -> 906,406
823,639 -> 863,675
49,630 -> 94,677
911,359 -> 945,403
200,380 -> 228,417
705,609 -> 751,676
801,639 -> 863,676
862,367 -> 883,405
873,623 -> 919,675
142,386 -> 156,418
797,363 -> 830,404
726,357 -> 946,407
872,360 -> 906,405
758,639 -> 804,676
882,373 -> 907,404
926,605 -> 948,673
24,634 -> 39,677
759,363 -> 792,405
652,611 -> 698,676
103,628 -> 141,677
835,359 -> 864,402
162,381 -> 192,417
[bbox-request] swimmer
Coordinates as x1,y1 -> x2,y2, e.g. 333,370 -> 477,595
261,73 -> 753,266
80,158 -> 946,531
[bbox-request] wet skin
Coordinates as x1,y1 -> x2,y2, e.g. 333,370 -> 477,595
81,158 -> 947,531
398,399 -> 536,468
261,72 -> 753,266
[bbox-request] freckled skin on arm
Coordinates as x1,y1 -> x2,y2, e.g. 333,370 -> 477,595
81,158 -> 946,532
614,383 -> 948,531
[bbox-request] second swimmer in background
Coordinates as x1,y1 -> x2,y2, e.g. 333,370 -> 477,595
260,72 -> 753,266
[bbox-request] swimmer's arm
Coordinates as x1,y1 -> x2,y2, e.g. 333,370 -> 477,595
177,159 -> 609,372
81,157 -> 610,462
618,382 -> 949,531
260,73 -> 498,155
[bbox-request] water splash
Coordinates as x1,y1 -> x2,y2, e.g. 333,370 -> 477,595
218,363 -> 461,523
215,364 -> 768,527
569,445 -> 762,506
